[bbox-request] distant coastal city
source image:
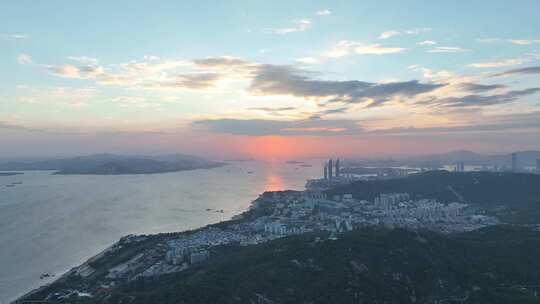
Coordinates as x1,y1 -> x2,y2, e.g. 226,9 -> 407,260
5,150 -> 540,302
20,154 -> 539,301
307,153 -> 540,191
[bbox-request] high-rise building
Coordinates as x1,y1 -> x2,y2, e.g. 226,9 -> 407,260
335,158 -> 340,177
536,158 -> 540,173
323,163 -> 328,180
512,153 -> 518,172
328,159 -> 333,179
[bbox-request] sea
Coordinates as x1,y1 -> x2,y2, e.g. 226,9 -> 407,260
0,160 -> 323,303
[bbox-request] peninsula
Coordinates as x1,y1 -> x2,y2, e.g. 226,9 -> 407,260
16,171 -> 540,303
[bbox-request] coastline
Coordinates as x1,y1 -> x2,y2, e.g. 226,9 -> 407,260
12,243 -> 117,303
13,214 -> 249,303
1,160 -> 319,303
15,171 -> 538,302
12,191 -> 264,303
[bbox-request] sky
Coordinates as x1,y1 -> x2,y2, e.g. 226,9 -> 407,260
1,0 -> 540,159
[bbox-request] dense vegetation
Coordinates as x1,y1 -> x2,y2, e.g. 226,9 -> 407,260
329,171 -> 540,223
34,226 -> 540,304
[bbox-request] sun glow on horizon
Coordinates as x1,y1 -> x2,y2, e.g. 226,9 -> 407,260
241,136 -> 306,160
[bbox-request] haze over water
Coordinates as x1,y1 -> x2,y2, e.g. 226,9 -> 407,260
0,160 -> 322,302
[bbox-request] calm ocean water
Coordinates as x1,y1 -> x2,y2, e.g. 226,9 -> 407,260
0,160 -> 323,302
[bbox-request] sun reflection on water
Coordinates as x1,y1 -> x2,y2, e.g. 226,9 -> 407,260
264,171 -> 285,191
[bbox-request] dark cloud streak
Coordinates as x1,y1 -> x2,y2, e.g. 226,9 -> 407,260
493,66 -> 540,77
420,88 -> 540,108
193,118 -> 362,136
249,65 -> 445,107
458,83 -> 506,93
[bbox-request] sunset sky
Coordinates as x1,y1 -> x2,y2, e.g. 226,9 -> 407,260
2,0 -> 540,159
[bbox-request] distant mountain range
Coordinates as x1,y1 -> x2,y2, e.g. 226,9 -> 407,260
409,150 -> 540,166
349,150 -> 540,168
0,153 -> 225,175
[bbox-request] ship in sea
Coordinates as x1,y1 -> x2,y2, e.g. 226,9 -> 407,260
285,160 -> 303,164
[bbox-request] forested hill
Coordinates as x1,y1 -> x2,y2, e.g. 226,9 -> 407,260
0,154 -> 224,175
328,171 -> 540,223
34,226 -> 540,304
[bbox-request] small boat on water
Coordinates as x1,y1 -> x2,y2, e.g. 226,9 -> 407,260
12,181 -> 23,185
247,171 -> 254,174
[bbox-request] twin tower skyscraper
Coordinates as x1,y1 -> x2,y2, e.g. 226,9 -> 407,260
323,158 -> 340,180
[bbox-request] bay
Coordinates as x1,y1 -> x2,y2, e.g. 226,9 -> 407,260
0,160 -> 322,302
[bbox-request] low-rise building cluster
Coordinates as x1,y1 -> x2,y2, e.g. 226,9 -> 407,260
60,187 -> 498,298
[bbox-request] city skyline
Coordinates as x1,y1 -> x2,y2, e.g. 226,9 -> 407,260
2,0 -> 540,159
